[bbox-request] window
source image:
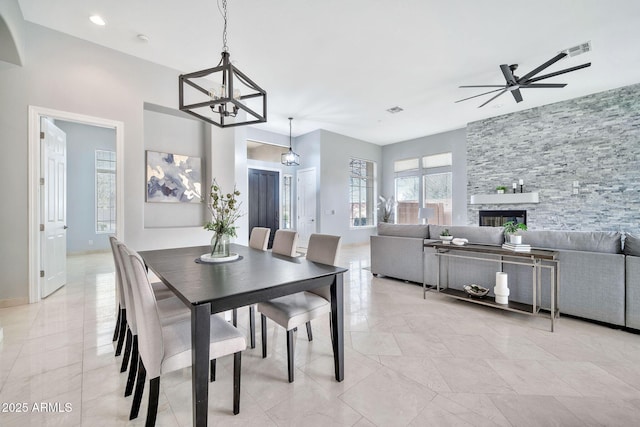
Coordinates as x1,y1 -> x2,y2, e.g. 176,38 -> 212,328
393,153 -> 453,225
422,153 -> 452,225
395,176 -> 419,224
349,158 -> 376,227
282,174 -> 293,229
96,150 -> 116,233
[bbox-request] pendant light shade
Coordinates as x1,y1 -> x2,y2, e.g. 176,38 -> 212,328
178,0 -> 266,128
281,117 -> 300,166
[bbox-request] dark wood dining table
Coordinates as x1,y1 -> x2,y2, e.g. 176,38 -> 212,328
138,244 -> 348,427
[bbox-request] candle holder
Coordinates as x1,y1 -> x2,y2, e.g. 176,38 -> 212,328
519,184 -> 524,193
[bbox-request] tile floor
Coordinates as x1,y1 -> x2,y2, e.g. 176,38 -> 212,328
1,244 -> 640,426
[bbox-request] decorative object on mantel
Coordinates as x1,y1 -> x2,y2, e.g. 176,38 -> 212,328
512,182 -> 517,193
439,229 -> 453,244
201,179 -> 244,262
378,195 -> 397,223
178,0 -> 267,128
281,117 -> 300,166
494,272 -> 510,304
519,179 -> 524,193
503,220 -> 527,244
464,284 -> 489,298
496,186 -> 507,194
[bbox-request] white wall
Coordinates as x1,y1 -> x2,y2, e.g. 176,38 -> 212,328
0,8 -> 240,301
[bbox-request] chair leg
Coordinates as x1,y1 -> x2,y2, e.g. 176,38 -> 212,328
121,328 -> 133,372
210,359 -> 216,382
130,359 -> 146,420
233,352 -> 241,415
261,314 -> 267,358
232,308 -> 238,327
125,335 -> 139,397
113,305 -> 121,342
306,321 -> 313,341
115,309 -> 127,356
146,377 -> 160,427
249,306 -> 256,349
287,329 -> 295,383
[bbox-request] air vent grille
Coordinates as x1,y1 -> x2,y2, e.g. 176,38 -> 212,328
386,106 -> 404,114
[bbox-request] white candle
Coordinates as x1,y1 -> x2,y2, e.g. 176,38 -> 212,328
519,179 -> 524,185
512,182 -> 517,189
496,272 -> 508,290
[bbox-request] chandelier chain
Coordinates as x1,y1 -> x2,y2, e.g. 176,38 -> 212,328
217,0 -> 229,52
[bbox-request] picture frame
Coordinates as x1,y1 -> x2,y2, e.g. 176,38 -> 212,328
146,150 -> 202,203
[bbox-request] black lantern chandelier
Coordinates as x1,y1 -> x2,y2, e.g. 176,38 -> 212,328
281,117 -> 300,166
178,0 -> 267,128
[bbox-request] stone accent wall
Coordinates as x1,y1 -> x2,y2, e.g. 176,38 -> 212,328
467,83 -> 640,233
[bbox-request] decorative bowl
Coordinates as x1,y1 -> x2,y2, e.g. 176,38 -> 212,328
463,284 -> 489,298
440,235 -> 454,244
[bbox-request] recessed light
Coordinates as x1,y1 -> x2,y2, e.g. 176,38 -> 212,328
89,15 -> 106,26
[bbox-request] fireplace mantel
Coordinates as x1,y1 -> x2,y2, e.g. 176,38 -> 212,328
470,192 -> 539,205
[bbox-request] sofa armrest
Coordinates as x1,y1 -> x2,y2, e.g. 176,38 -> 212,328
370,235 -> 424,283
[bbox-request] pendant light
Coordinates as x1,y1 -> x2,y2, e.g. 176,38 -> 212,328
281,118 -> 300,166
179,0 -> 267,128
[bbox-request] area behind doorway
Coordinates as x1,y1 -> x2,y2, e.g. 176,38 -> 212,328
248,168 -> 279,248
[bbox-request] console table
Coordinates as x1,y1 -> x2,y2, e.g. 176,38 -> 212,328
424,242 -> 560,332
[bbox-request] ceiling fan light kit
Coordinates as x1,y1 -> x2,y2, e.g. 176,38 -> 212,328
179,0 -> 267,128
456,52 -> 591,108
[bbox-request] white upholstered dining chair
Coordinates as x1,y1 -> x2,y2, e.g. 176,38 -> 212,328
257,233 -> 341,382
249,227 -> 271,251
126,248 -> 247,425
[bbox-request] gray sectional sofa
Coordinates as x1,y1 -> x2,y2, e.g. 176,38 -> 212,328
370,223 -> 637,330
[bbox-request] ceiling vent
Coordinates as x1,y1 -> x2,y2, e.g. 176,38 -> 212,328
386,106 -> 404,114
561,41 -> 591,57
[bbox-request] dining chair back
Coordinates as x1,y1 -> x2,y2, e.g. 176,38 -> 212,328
305,233 -> 342,300
109,236 -> 128,355
272,230 -> 299,257
249,227 -> 271,251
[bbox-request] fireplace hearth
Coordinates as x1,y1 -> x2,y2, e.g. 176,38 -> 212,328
479,210 -> 526,227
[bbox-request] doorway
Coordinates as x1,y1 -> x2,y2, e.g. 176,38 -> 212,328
28,106 -> 124,303
248,168 -> 279,248
296,168 -> 316,248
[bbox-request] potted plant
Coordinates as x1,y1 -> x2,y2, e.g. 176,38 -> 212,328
204,179 -> 244,258
439,228 -> 454,244
496,186 -> 507,194
503,221 -> 527,244
377,195 -> 397,223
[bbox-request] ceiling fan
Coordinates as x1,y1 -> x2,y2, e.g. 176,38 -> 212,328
456,52 -> 591,108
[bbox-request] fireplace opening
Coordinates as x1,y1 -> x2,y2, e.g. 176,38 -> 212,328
479,210 -> 526,227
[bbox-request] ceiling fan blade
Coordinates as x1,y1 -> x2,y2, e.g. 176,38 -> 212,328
517,52 -> 567,82
478,88 -> 508,108
500,64 -> 517,85
510,88 -> 523,103
459,85 -> 507,88
519,83 -> 567,88
524,63 -> 591,84
455,88 -> 506,103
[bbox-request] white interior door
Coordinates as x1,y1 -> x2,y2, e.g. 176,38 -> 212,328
41,117 -> 67,298
297,168 -> 316,247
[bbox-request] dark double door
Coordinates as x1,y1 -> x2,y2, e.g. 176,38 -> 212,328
248,169 -> 279,248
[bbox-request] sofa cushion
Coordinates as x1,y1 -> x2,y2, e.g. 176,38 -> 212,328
377,223 -> 429,238
428,225 -> 503,245
520,230 -> 622,254
624,233 -> 640,256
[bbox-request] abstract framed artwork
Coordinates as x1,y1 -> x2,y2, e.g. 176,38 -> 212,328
146,150 -> 202,203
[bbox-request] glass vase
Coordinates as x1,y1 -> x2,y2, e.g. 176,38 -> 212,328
210,233 -> 230,258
